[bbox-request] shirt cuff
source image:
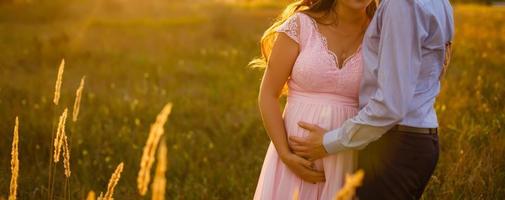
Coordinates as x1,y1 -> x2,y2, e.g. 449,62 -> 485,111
322,128 -> 346,154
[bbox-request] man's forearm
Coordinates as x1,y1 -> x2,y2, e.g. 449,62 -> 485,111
322,120 -> 392,154
321,0 -> 426,155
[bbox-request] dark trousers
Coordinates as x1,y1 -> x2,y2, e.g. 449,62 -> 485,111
356,129 -> 439,200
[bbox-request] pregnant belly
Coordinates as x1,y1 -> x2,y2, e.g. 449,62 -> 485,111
282,100 -> 358,173
283,100 -> 358,138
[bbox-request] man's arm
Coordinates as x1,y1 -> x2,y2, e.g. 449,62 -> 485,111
323,1 -> 425,154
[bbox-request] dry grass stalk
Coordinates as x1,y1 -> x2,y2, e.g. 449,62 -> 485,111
72,76 -> 85,122
86,191 -> 96,200
335,170 -> 365,200
104,162 -> 124,200
97,192 -> 104,200
53,108 -> 68,163
137,103 -> 173,196
53,59 -> 65,105
9,117 -> 19,200
151,140 -> 168,200
63,134 -> 71,177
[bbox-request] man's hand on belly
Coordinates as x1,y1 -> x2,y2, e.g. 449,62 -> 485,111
289,121 -> 328,161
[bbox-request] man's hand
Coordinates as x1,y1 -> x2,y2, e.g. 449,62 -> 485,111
280,153 -> 325,183
289,121 -> 328,161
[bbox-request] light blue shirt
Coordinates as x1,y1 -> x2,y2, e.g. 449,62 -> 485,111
323,0 -> 455,154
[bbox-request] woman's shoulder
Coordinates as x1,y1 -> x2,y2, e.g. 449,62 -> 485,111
288,11 -> 318,29
297,11 -> 337,25
276,11 -> 320,44
295,11 -> 326,21
292,11 -> 314,21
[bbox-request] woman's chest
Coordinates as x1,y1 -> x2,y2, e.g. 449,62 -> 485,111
290,43 -> 363,95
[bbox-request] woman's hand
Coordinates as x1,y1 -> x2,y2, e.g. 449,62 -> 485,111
280,153 -> 326,183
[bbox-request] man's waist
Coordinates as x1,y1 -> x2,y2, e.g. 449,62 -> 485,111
391,125 -> 438,135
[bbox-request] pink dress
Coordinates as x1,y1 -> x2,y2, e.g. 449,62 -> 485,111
254,12 -> 363,200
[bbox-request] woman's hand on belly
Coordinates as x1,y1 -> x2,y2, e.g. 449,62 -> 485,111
280,153 -> 326,183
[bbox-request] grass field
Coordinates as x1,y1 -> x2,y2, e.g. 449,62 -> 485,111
0,0 -> 504,199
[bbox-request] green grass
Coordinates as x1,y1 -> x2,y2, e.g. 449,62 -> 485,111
0,0 -> 504,199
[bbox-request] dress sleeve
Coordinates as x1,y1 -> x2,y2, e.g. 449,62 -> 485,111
276,13 -> 300,44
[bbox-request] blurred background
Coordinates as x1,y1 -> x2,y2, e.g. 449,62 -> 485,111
0,0 -> 504,199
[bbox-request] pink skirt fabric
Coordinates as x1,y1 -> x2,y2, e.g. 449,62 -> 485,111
254,92 -> 358,200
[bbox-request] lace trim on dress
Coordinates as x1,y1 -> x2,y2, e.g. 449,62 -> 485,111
303,13 -> 362,70
276,14 -> 300,44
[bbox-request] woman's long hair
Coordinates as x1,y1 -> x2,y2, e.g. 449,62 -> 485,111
249,0 -> 378,69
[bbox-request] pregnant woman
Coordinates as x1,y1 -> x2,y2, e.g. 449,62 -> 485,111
252,0 -> 377,199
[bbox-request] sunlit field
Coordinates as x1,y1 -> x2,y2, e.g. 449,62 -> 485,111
0,0 -> 504,199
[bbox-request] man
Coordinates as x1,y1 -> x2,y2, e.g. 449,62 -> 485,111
288,0 -> 454,199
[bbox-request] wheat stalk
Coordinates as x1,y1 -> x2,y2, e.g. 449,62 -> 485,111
104,162 -> 124,200
335,169 -> 365,200
137,103 -> 173,196
9,117 -> 19,200
53,108 -> 68,163
72,76 -> 85,122
53,59 -> 65,105
63,134 -> 71,177
151,140 -> 168,200
97,192 -> 104,200
86,191 -> 96,200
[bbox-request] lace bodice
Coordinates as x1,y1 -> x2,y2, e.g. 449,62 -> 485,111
276,12 -> 363,102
